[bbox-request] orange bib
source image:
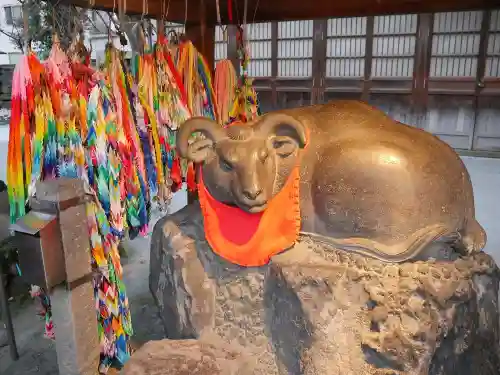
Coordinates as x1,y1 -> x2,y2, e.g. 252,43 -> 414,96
198,167 -> 301,267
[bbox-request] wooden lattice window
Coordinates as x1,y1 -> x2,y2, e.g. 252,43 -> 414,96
372,14 -> 417,78
245,23 -> 272,77
430,11 -> 483,77
277,21 -> 313,78
165,22 -> 185,37
486,10 -> 500,77
326,17 -> 366,78
214,26 -> 228,63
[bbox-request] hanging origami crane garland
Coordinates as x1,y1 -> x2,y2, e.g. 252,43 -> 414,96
214,59 -> 238,126
232,25 -> 261,123
213,27 -> 261,127
7,39 -> 134,372
7,23 -> 261,373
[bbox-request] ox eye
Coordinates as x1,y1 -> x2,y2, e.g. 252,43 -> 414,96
273,140 -> 288,149
272,138 -> 296,157
220,158 -> 233,172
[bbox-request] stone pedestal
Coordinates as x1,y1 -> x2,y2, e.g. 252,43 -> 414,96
149,203 -> 500,375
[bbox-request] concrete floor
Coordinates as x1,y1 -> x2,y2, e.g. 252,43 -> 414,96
0,156 -> 499,374
462,157 -> 500,264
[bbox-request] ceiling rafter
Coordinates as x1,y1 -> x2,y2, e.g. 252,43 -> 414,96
54,0 -> 500,25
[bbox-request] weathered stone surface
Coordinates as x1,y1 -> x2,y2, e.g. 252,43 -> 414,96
0,325 -> 7,348
122,339 -> 257,375
150,203 -> 500,375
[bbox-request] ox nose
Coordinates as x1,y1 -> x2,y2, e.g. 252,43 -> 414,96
242,188 -> 263,201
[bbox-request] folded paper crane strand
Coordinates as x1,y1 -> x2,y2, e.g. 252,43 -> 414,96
7,33 -> 260,373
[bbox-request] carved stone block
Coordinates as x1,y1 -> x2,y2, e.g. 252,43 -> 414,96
51,283 -> 100,375
35,178 -> 100,375
149,203 -> 500,375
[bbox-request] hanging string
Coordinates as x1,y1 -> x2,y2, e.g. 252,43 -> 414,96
216,0 -> 227,41
159,0 -> 165,41
243,0 -> 248,30
216,0 -> 222,25
228,0 -> 233,23
141,0 -> 146,51
165,0 -> 171,20
108,0 -> 116,43
250,0 -> 260,41
184,0 -> 188,26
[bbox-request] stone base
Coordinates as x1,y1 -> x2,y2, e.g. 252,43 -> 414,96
149,203 -> 500,375
122,339 -> 257,375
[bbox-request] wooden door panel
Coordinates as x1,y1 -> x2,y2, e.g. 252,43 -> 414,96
276,91 -> 313,110
369,94 -> 419,126
256,91 -> 275,114
473,95 -> 500,151
421,95 -> 475,149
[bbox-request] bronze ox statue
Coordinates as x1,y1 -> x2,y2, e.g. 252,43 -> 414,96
177,100 -> 486,262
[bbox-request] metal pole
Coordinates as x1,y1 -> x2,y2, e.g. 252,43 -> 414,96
0,272 -> 19,361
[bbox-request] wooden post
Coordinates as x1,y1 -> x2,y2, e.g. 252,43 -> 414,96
413,13 -> 433,128
362,16 -> 375,102
184,0 -> 214,205
34,178 -> 100,375
227,25 -> 240,76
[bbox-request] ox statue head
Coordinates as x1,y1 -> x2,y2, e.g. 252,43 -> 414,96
177,114 -> 308,213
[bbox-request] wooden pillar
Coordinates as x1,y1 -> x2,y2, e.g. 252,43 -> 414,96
183,0 -> 214,205
184,0 -> 215,74
362,16 -> 375,102
271,21 -> 278,109
184,16 -> 212,204
470,10 -> 491,151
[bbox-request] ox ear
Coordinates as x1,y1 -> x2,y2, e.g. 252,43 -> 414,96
257,114 -> 308,152
176,117 -> 226,163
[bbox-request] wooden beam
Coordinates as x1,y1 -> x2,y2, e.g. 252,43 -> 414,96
223,0 -> 500,24
58,0 -> 500,25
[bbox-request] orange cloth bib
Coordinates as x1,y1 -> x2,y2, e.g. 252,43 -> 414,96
198,167 -> 301,267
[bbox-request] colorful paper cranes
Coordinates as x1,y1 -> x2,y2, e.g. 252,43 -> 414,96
7,29 -> 260,374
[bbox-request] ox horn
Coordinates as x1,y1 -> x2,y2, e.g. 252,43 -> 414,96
176,117 -> 226,163
256,113 -> 308,149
